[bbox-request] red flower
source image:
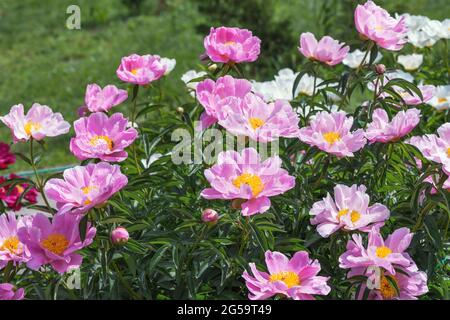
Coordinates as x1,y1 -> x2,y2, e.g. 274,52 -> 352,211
0,174 -> 38,211
0,142 -> 15,170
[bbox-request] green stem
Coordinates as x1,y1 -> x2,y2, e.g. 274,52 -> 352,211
30,138 -> 53,212
130,85 -> 142,175
356,41 -> 374,74
112,261 -> 142,300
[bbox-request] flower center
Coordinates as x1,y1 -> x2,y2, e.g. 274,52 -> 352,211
24,121 -> 41,136
350,210 -> 361,223
337,208 -> 360,223
90,135 -> 113,150
447,147 -> 450,158
323,131 -> 341,145
337,208 -> 349,218
379,275 -> 398,299
249,117 -> 265,130
0,236 -> 21,254
376,246 -> 392,258
224,41 -> 236,46
131,68 -> 139,75
438,97 -> 448,103
232,173 -> 264,197
375,25 -> 384,32
269,271 -> 300,288
40,233 -> 69,255
16,185 -> 24,194
81,186 -> 97,205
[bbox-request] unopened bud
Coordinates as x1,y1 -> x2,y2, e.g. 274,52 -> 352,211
375,64 -> 386,74
201,208 -> 219,223
111,227 -> 129,245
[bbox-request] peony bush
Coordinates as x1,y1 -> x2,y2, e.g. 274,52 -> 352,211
0,1 -> 449,300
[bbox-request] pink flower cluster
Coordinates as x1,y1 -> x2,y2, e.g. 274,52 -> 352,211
339,227 -> 427,299
0,211 -> 96,279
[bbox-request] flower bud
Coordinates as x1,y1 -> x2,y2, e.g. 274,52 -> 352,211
375,64 -> 386,74
176,107 -> 184,114
208,64 -> 218,72
111,227 -> 129,245
201,209 -> 219,223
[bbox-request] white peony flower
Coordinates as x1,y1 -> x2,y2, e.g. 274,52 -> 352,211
342,49 -> 383,69
429,85 -> 450,110
400,13 -> 443,48
181,70 -> 207,96
397,54 -> 423,71
161,57 -> 176,75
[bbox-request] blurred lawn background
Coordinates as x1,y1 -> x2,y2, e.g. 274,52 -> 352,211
0,0 -> 448,172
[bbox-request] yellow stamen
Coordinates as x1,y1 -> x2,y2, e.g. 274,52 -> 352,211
249,117 -> 265,130
16,185 -> 24,194
89,135 -> 113,150
379,274 -> 398,299
375,25 -> 384,32
323,131 -> 341,145
0,236 -> 21,254
350,210 -> 361,223
376,246 -> 392,258
131,68 -> 138,75
269,271 -> 300,288
232,173 -> 264,197
24,121 -> 41,136
337,208 -> 349,219
40,234 -> 69,255
447,147 -> 450,158
438,97 -> 448,104
224,41 -> 236,46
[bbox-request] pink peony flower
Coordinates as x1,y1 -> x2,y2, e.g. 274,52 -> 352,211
365,108 -> 421,143
111,227 -> 129,245
201,148 -> 295,216
196,75 -> 253,130
242,250 -> 330,300
298,111 -> 366,157
394,85 -> 436,105
204,27 -> 261,63
83,84 -> 128,113
0,142 -> 15,170
339,227 -> 414,275
17,213 -> 96,274
299,32 -> 349,65
0,174 -> 39,211
310,184 -> 390,238
201,208 -> 219,223
0,213 -> 30,269
0,283 -> 24,300
351,262 -> 428,300
217,94 -> 301,142
354,1 -> 408,50
0,103 -> 70,143
45,162 -> 128,216
116,54 -> 166,85
407,123 -> 450,174
70,112 -> 138,162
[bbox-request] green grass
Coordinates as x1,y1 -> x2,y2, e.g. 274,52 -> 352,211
0,0 -> 447,172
